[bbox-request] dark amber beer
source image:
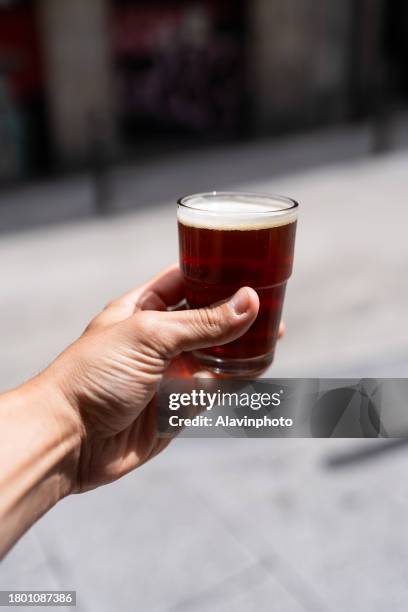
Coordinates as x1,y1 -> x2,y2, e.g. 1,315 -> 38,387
178,192 -> 298,376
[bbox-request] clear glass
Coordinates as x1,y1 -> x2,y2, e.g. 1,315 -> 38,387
177,191 -> 298,376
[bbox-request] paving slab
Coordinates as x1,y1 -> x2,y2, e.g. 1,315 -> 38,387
180,438 -> 408,612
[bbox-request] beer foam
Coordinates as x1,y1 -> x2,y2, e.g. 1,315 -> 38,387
177,194 -> 298,230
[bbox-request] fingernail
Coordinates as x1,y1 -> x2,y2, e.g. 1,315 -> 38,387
230,288 -> 250,316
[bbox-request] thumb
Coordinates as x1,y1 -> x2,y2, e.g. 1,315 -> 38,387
136,287 -> 259,358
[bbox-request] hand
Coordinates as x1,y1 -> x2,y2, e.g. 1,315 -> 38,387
39,265 -> 267,493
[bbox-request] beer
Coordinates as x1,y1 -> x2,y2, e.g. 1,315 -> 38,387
178,192 -> 298,376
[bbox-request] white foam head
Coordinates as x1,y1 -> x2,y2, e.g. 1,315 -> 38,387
177,192 -> 298,230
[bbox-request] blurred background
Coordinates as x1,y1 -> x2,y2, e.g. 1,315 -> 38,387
1,1 -> 408,611
1,0 -> 408,187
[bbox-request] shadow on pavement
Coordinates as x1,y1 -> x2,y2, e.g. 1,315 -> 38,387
324,439 -> 408,469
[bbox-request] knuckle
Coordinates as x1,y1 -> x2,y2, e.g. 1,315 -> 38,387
103,298 -> 118,311
194,306 -> 224,337
84,319 -> 97,334
134,311 -> 159,338
84,313 -> 106,334
133,311 -> 172,355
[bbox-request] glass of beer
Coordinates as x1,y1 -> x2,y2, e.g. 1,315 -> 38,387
177,191 -> 298,376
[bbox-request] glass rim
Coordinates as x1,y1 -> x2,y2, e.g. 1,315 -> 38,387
177,191 -> 299,215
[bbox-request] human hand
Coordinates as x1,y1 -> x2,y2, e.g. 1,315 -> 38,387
38,265 -> 267,493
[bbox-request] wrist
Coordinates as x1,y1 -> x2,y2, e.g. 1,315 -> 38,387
0,376 -> 83,557
28,372 -> 84,496
4,373 -> 83,499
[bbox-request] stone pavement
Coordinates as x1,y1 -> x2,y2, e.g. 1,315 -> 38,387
0,136 -> 408,611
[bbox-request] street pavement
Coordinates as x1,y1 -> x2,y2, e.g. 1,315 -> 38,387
0,131 -> 408,611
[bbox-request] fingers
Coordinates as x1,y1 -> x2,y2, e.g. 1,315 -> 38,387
278,321 -> 285,338
87,265 -> 184,331
121,264 -> 185,311
87,264 -> 286,348
138,292 -> 167,312
134,287 -> 260,357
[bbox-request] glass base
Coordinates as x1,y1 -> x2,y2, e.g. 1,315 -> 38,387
193,351 -> 274,378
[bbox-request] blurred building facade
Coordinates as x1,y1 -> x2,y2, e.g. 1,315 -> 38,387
0,0 -> 406,182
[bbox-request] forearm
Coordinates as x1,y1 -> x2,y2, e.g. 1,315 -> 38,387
0,375 -> 81,559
